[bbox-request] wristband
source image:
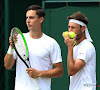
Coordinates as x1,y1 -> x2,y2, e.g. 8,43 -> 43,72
7,46 -> 14,55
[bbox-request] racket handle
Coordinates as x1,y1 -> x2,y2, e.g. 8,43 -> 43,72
32,78 -> 40,90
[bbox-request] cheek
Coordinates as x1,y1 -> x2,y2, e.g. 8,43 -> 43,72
26,20 -> 27,24
32,20 -> 39,24
76,27 -> 81,33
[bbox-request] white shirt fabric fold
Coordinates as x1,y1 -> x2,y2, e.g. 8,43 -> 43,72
13,32 -> 62,90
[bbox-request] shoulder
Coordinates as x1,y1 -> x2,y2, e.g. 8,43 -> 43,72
76,39 -> 96,53
83,39 -> 95,50
43,33 -> 58,45
23,32 -> 29,37
77,39 -> 95,48
42,33 -> 61,50
23,32 -> 30,40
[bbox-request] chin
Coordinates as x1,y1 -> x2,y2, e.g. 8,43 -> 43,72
28,27 -> 32,30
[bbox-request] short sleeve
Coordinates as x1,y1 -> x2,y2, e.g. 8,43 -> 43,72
77,46 -> 92,63
50,41 -> 62,64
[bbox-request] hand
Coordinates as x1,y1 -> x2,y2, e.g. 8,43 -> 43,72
62,32 -> 77,47
9,34 -> 18,48
26,68 -> 40,78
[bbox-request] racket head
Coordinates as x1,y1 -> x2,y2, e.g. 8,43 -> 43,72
11,27 -> 30,67
10,27 -> 40,89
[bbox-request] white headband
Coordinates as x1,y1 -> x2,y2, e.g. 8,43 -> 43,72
69,19 -> 93,42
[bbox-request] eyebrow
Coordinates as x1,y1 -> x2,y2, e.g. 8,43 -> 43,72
68,26 -> 76,28
26,16 -> 35,19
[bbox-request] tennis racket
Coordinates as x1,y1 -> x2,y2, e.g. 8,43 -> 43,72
10,27 -> 40,90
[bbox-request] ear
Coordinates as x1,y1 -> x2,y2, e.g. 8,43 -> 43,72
40,17 -> 44,23
81,26 -> 86,32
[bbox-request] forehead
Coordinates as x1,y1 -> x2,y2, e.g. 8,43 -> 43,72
26,10 -> 37,16
68,22 -> 80,27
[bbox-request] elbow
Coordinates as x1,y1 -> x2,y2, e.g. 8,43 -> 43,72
68,71 -> 75,76
59,68 -> 64,77
4,64 -> 12,70
67,67 -> 77,76
59,72 -> 64,77
68,72 -> 73,76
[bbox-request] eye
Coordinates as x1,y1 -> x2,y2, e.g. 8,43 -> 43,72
29,16 -> 34,19
68,26 -> 70,28
71,27 -> 76,29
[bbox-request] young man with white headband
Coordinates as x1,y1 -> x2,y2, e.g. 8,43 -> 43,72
63,11 -> 96,90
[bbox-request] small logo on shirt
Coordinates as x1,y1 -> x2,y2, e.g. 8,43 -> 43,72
84,84 -> 100,87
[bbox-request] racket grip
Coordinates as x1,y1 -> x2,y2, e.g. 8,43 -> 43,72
32,78 -> 40,90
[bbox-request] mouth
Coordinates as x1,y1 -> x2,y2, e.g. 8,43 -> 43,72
27,24 -> 31,27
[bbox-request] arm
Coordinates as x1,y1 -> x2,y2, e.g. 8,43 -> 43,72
62,32 -> 85,76
67,46 -> 85,76
26,62 -> 64,78
4,36 -> 15,70
27,37 -> 63,78
4,52 -> 15,70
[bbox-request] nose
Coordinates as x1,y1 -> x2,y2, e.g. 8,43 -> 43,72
68,27 -> 73,32
26,18 -> 30,23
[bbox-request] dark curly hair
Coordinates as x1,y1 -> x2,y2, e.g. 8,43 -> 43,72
67,11 -> 88,25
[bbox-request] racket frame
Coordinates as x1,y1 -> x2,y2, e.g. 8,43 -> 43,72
10,27 -> 40,90
11,27 -> 30,68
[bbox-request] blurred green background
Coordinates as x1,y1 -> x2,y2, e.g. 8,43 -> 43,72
0,0 -> 100,90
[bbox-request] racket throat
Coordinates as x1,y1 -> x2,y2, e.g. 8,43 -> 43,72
26,60 -> 31,68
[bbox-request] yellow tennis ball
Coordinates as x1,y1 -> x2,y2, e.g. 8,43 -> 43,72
69,31 -> 75,39
64,31 -> 69,37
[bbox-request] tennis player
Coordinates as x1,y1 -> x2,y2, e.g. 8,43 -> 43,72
62,11 -> 96,90
4,5 -> 63,90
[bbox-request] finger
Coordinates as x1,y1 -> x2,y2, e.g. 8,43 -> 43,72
27,70 -> 32,74
62,32 -> 69,39
9,37 -> 14,48
13,34 -> 18,43
27,70 -> 34,78
62,32 -> 65,39
13,34 -> 18,39
29,73 -> 34,78
14,39 -> 18,44
26,68 -> 32,71
15,34 -> 18,36
73,34 -> 77,40
9,36 -> 12,41
67,33 -> 70,39
26,68 -> 30,71
27,71 -> 32,77
13,34 -> 18,38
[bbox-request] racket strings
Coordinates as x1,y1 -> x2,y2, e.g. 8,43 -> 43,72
13,29 -> 27,60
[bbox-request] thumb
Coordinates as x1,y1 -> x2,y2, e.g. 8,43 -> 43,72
26,68 -> 32,71
62,32 -> 66,39
73,34 -> 77,40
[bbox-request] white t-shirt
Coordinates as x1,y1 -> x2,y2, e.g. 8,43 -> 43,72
69,39 -> 96,90
13,32 -> 62,90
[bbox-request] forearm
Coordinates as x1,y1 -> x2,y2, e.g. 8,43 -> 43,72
38,67 -> 63,78
4,54 -> 15,70
67,46 -> 75,75
26,63 -> 63,78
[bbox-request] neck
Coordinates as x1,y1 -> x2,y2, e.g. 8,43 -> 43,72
76,34 -> 86,45
29,29 -> 43,39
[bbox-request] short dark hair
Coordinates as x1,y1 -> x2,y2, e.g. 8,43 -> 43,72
67,11 -> 88,25
26,5 -> 45,18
